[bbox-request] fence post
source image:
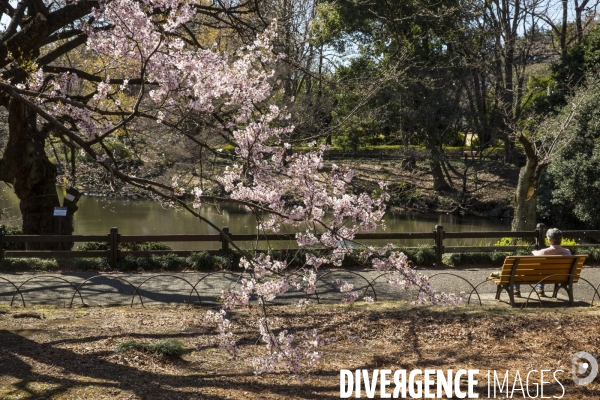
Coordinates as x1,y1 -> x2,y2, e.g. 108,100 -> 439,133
536,223 -> 546,250
109,227 -> 119,268
434,225 -> 444,265
221,226 -> 230,254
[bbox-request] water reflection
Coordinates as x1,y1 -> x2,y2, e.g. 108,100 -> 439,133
0,183 -> 511,250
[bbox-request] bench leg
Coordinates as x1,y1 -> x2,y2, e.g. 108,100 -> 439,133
495,286 -> 503,300
552,284 -> 560,298
508,288 -> 515,307
495,285 -> 516,306
567,284 -> 574,305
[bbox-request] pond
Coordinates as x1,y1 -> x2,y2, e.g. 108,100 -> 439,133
0,184 -> 511,250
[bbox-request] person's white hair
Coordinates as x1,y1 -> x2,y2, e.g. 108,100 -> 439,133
546,228 -> 563,244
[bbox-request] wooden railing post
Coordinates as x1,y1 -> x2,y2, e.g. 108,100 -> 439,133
109,227 -> 119,268
434,225 -> 444,264
536,223 -> 546,250
221,226 -> 230,254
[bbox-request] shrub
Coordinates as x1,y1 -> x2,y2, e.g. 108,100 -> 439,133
544,237 -> 578,246
494,236 -> 577,247
443,251 -> 512,266
494,237 -> 535,247
115,339 -> 185,358
78,241 -> 175,271
569,246 -> 600,263
0,225 -> 25,250
373,245 -> 436,267
116,255 -> 139,271
408,245 -> 436,266
0,257 -> 59,270
77,242 -> 108,251
584,247 -> 600,263
56,258 -> 99,270
341,252 -> 361,268
442,247 -> 542,266
123,242 -> 172,251
270,248 -> 312,268
444,131 -> 466,147
77,241 -> 172,251
186,251 -> 216,271
114,254 -> 184,271
98,257 -> 111,270
488,250 -> 509,264
153,253 -> 184,270
220,249 -> 242,270
212,255 -> 231,269
339,245 -> 436,268
132,256 -> 160,270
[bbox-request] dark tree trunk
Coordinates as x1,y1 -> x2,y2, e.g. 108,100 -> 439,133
4,99 -> 74,250
512,159 -> 546,231
561,0 -> 568,58
503,135 -> 515,163
431,160 -> 451,191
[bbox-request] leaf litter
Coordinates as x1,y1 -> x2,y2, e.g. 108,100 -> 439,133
0,303 -> 599,399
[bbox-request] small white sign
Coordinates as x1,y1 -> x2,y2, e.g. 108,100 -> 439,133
53,207 -> 68,217
65,194 -> 75,202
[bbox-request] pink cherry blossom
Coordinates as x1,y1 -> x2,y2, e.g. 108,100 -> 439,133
0,0 -> 462,379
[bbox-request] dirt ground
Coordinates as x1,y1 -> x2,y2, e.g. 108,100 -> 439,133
340,158 -> 519,214
1,302 -> 599,399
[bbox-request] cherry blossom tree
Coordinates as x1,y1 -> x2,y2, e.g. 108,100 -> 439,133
0,0 -> 460,376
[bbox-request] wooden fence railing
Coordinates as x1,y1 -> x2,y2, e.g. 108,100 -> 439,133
2,223 -> 600,268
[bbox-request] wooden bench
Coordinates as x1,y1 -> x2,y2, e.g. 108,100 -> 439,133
463,151 -> 481,160
490,255 -> 586,306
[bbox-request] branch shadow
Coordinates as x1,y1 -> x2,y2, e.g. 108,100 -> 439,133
0,330 -> 339,399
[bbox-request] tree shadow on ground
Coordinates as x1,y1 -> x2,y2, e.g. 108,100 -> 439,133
0,329 -> 341,399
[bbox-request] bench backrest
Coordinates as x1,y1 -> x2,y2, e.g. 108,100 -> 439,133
496,255 -> 586,285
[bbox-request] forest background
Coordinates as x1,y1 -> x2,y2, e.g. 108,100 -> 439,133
2,0 -> 600,238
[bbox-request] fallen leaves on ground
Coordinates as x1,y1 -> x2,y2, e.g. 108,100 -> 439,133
0,303 -> 599,399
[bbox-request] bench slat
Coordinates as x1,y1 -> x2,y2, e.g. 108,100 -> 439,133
504,270 -> 581,276
494,256 -> 585,285
493,278 -> 580,284
503,256 -> 586,259
493,256 -> 586,306
499,258 -> 584,271
501,259 -> 579,264
500,262 -> 585,269
508,265 -> 583,271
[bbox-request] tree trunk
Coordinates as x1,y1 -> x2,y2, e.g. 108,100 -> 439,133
561,0 -> 568,58
511,159 -> 546,231
4,99 -> 74,250
431,160 -> 451,191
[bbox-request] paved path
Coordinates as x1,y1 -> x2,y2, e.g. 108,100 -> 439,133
1,267 -> 600,308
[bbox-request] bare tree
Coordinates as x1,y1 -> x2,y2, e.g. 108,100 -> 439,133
511,78 -> 593,230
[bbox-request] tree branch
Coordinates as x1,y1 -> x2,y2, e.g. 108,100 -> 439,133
36,34 -> 88,65
42,29 -> 83,46
43,66 -> 146,85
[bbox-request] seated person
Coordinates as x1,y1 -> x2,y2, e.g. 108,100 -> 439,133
513,228 -> 571,297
